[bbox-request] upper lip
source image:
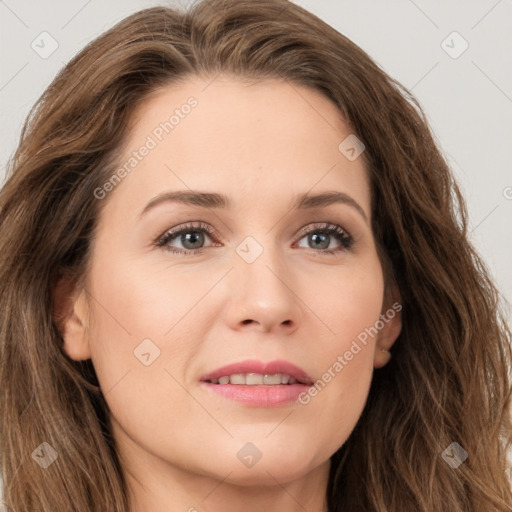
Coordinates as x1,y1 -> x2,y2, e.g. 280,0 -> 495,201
200,359 -> 313,385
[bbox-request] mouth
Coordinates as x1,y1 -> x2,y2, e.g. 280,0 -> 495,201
204,372 -> 310,386
200,359 -> 313,386
199,359 -> 314,407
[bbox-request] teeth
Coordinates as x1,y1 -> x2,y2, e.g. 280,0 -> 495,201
263,374 -> 281,385
246,373 -> 263,385
210,373 -> 301,385
230,374 -> 245,385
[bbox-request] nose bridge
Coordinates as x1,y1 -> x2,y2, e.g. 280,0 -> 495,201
235,232 -> 287,285
230,232 -> 300,327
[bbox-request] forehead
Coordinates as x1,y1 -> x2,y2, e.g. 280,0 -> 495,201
102,75 -> 370,218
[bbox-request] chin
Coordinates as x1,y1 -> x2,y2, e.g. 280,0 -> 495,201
223,464 -> 314,487
201,448 -> 323,487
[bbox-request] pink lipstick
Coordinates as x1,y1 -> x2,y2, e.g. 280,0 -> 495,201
200,359 -> 313,407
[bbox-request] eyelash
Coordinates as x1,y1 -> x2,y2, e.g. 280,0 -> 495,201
155,221 -> 354,256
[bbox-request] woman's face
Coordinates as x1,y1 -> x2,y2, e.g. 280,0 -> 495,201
61,76 -> 400,492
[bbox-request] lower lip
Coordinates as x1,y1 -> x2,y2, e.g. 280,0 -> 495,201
201,382 -> 310,407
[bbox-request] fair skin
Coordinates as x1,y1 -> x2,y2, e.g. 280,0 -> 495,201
56,75 -> 401,512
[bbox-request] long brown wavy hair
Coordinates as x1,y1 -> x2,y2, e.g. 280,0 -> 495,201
1,1 -> 511,510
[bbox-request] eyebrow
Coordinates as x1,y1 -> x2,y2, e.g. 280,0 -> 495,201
139,190 -> 368,223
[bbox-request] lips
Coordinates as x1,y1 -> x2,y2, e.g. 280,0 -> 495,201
200,359 -> 314,386
200,359 -> 314,407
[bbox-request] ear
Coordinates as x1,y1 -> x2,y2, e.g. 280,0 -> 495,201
373,289 -> 402,369
52,275 -> 91,361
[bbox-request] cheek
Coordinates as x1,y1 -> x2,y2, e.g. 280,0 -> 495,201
85,250 -> 201,352
83,248 -> 211,425
83,260 -> 193,444
295,257 -> 383,444
307,254 -> 384,352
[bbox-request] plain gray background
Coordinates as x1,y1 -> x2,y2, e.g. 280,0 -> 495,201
1,0 -> 511,500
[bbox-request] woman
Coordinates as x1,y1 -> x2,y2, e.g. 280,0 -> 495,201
0,0 -> 510,511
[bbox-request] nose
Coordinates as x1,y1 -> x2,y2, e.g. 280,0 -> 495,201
225,240 -> 303,334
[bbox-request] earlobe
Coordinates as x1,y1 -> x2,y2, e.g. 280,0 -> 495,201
52,276 -> 92,361
374,348 -> 392,369
374,296 -> 402,369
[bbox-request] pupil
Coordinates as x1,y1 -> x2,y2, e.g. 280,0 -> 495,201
183,231 -> 203,249
311,233 -> 329,249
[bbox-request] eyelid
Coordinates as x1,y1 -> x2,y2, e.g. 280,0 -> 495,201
294,221 -> 352,239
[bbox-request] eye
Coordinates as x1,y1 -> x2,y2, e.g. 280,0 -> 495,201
294,222 -> 354,254
155,221 -> 218,255
155,221 -> 354,255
